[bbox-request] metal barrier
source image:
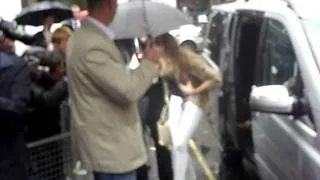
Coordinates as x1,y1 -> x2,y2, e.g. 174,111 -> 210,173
27,133 -> 73,180
24,98 -> 218,180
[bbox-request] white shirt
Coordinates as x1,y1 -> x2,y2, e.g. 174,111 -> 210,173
127,54 -> 159,84
87,17 -> 115,40
43,28 -> 53,51
72,19 -> 81,29
128,54 -> 140,70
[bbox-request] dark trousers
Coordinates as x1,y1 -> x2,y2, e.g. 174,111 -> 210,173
136,165 -> 149,180
145,83 -> 173,180
0,131 -> 29,180
94,171 -> 136,180
137,80 -> 173,180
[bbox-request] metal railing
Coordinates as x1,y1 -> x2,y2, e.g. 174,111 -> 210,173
27,132 -> 73,180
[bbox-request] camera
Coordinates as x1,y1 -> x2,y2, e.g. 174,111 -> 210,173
0,18 -> 34,44
0,30 -> 5,43
22,47 -> 51,81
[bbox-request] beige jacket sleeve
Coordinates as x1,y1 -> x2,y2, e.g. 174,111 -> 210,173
193,59 -> 222,88
184,48 -> 222,88
83,48 -> 159,104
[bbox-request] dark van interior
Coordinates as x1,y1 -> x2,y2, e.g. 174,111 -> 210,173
220,11 -> 265,180
232,12 -> 264,158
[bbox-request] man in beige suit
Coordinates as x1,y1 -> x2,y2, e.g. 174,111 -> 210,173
66,0 -> 160,179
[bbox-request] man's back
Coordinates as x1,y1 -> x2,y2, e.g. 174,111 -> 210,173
0,52 -> 29,126
67,19 -> 159,173
0,52 -> 30,180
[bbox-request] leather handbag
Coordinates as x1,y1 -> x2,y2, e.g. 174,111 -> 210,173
157,81 -> 172,148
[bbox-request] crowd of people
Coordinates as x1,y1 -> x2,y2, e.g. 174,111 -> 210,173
0,0 -> 221,180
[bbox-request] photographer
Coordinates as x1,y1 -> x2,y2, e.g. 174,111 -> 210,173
0,27 -> 31,180
26,51 -> 68,142
25,51 -> 68,180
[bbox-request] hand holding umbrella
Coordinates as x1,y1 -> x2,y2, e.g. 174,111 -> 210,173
142,40 -> 161,64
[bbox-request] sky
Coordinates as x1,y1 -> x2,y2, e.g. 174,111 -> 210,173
0,0 -> 22,21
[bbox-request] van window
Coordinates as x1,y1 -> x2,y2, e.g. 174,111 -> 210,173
207,11 -> 224,63
260,19 -> 296,85
258,19 -> 315,129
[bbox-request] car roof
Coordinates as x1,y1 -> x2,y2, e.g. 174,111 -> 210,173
287,0 -> 320,19
211,1 -> 246,12
211,0 -> 320,19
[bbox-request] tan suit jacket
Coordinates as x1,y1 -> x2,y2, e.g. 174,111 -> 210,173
66,19 -> 159,173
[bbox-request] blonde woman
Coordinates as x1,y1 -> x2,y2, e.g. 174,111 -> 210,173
51,26 -> 72,53
154,33 -> 221,180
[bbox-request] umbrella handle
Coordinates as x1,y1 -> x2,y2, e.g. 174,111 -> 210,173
141,37 -> 155,51
142,0 -> 153,40
147,34 -> 153,40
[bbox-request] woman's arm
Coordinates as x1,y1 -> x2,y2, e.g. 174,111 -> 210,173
179,79 -> 213,95
192,80 -> 213,94
179,63 -> 222,96
180,47 -> 222,95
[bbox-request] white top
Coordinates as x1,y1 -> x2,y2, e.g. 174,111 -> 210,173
128,54 -> 140,70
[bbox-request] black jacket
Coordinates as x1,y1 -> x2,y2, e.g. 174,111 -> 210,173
26,74 -> 68,142
0,52 -> 30,180
30,31 -> 47,48
0,52 -> 30,132
0,19 -> 43,47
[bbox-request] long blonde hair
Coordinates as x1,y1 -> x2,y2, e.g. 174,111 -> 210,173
154,33 -> 189,74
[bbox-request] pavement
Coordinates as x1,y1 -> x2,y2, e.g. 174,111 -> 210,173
191,90 -> 221,180
69,90 -> 223,180
189,90 -> 260,180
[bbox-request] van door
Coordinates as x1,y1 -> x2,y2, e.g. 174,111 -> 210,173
229,9 -> 264,156
253,18 -> 320,180
202,10 -> 229,65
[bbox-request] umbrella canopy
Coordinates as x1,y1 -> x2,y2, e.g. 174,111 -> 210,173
15,1 -> 73,26
110,1 -> 192,40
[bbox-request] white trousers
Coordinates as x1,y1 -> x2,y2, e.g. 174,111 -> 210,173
168,95 -> 204,180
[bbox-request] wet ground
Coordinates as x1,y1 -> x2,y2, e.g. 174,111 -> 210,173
191,90 -> 221,180
74,90 -> 257,180
187,90 -> 259,180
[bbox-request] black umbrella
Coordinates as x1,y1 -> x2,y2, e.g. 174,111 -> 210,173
110,1 -> 192,39
0,18 -> 34,44
15,1 -> 73,26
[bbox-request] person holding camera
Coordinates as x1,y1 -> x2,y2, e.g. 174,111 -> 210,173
26,51 -> 68,142
25,51 -> 68,180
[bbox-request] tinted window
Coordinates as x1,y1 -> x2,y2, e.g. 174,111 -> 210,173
208,12 -> 222,45
207,11 -> 228,63
257,19 -> 316,129
259,19 -> 296,85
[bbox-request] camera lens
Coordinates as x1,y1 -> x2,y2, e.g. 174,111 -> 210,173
0,30 -> 5,43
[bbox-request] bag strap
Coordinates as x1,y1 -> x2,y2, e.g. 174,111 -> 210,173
162,80 -> 170,104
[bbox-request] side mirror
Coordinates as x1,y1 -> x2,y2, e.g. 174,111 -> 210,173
250,85 -> 296,114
